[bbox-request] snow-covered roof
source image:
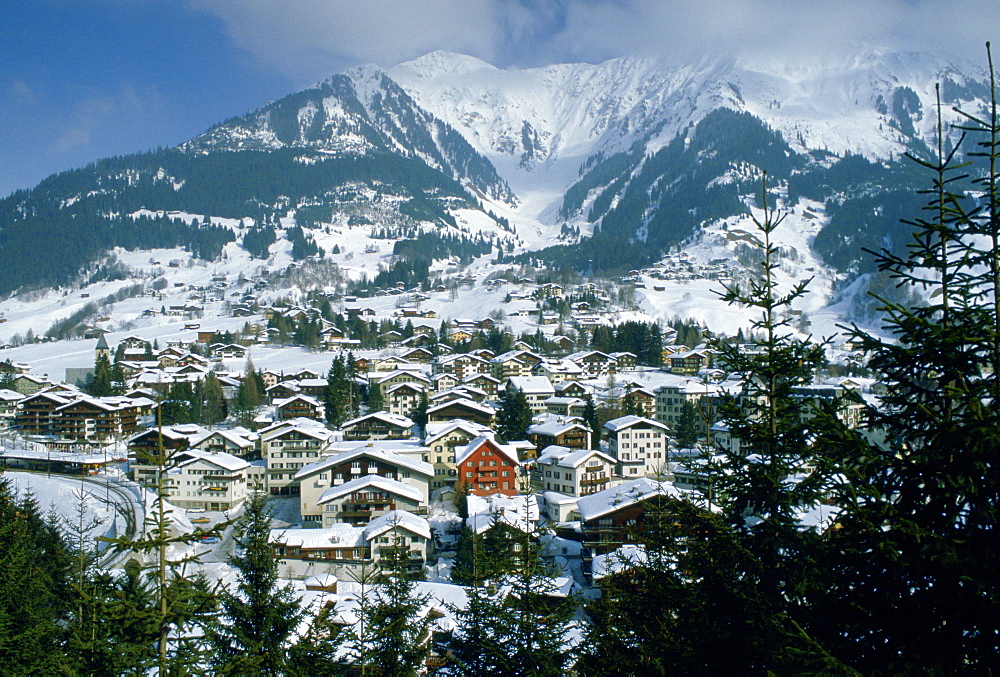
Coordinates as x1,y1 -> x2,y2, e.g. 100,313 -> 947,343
423,419 -> 493,445
527,419 -> 588,437
591,544 -> 650,581
341,411 -> 413,429
317,474 -> 424,506
173,448 -> 251,472
603,414 -> 670,433
507,375 -> 555,394
536,445 -> 614,469
269,524 -> 366,549
364,510 -> 432,541
577,477 -> 687,522
295,444 -> 433,480
427,397 -> 495,417
455,435 -> 520,466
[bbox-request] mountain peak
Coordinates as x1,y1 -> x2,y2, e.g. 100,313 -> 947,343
393,50 -> 498,79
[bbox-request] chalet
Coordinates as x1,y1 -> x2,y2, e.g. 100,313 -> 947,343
431,372 -> 460,392
622,386 -> 657,418
400,347 -> 434,364
610,352 -> 637,370
578,479 -> 692,574
317,475 -> 425,526
52,397 -> 143,441
565,350 -> 617,377
158,449 -> 252,511
210,343 -> 247,359
426,398 -> 496,428
532,446 -> 616,497
341,412 -> 414,441
506,376 -> 556,414
270,511 -> 431,580
423,420 -> 493,490
604,415 -> 672,478
456,436 -> 521,496
543,396 -> 588,418
266,382 -> 301,404
274,394 -> 325,422
668,349 -> 712,375
431,353 -> 489,379
258,419 -> 336,495
385,381 -> 427,418
461,372 -> 501,399
534,358 -> 585,384
527,419 -> 592,454
490,350 -> 544,380
373,369 -> 431,392
295,444 -> 433,524
0,388 -> 22,428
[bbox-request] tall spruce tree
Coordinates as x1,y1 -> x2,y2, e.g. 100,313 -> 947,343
697,174 -> 836,671
207,493 -> 304,675
816,71 -> 1000,672
449,516 -> 575,676
496,383 -> 533,442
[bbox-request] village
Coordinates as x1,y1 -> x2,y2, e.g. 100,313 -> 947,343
0,267 -> 872,608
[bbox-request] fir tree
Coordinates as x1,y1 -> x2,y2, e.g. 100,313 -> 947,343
696,173 -> 835,670
496,383 -> 532,442
207,493 -> 303,675
816,71 -> 1000,672
449,517 -> 575,676
411,392 -> 429,439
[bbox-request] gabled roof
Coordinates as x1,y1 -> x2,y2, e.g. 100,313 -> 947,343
427,398 -> 495,417
364,510 -> 431,541
341,411 -> 413,429
577,478 -> 686,522
536,445 -> 615,469
295,444 -> 433,480
423,419 -> 494,445
269,524 -> 366,549
317,474 -> 424,505
507,376 -> 555,394
527,419 -> 589,438
173,448 -> 250,472
604,414 -> 670,433
456,435 -> 520,466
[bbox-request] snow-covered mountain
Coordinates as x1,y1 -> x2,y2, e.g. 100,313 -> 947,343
391,49 -> 987,222
0,47 -> 993,333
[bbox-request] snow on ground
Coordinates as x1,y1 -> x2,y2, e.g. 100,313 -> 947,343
4,471 -> 120,544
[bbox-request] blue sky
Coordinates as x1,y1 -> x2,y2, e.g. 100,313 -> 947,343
3,0 -> 998,198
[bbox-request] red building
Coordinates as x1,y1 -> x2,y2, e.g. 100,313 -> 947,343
455,436 -> 521,496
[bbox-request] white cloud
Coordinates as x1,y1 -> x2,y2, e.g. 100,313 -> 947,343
53,86 -> 161,153
191,0 -> 1000,80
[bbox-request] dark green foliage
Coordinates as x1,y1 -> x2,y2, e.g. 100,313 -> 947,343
207,494 -> 304,675
391,230 -> 493,263
559,144 -> 644,219
325,355 -> 353,426
449,523 -> 575,677
411,392 -> 429,438
0,480 -> 73,675
673,401 -> 700,447
815,76 -> 1000,673
243,226 -> 277,259
495,383 -> 533,442
590,320 -> 663,365
84,351 -> 117,396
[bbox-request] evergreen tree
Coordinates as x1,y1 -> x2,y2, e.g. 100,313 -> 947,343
354,521 -> 432,676
411,392 -> 429,439
0,479 -> 73,674
85,351 -> 115,397
496,383 -> 533,442
233,360 -> 264,427
325,355 -> 351,426
694,174 -> 835,670
674,401 -> 701,447
207,493 -> 304,675
202,371 -> 227,424
449,519 -> 575,676
816,74 -> 1000,672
